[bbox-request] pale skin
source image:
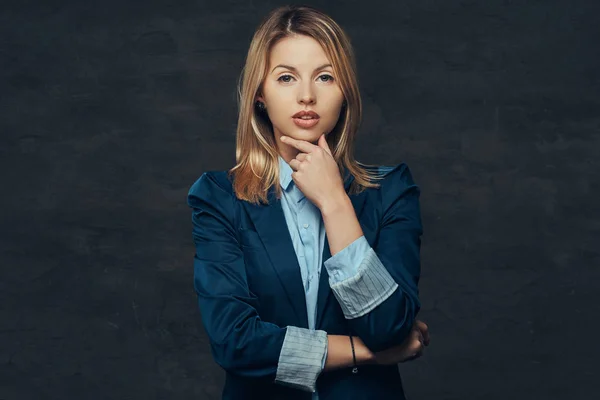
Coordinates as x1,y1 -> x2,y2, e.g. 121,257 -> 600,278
257,33 -> 430,370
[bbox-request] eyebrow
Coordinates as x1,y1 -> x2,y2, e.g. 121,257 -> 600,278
271,63 -> 333,74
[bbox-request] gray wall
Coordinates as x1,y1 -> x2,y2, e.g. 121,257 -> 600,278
1,1 -> 598,399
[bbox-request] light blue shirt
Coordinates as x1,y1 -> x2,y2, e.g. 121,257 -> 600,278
275,155 -> 396,398
278,155 -> 372,329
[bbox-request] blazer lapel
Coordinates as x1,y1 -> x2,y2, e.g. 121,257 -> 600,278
239,165 -> 369,330
240,186 -> 309,328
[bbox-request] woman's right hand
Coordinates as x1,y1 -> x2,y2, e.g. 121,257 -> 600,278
372,320 -> 430,365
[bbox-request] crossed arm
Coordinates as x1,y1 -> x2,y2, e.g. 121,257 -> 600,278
187,164 -> 422,392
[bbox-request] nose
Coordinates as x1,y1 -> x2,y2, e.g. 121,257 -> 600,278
299,95 -> 316,106
298,82 -> 316,105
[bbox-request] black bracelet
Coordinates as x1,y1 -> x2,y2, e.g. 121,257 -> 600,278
349,335 -> 358,374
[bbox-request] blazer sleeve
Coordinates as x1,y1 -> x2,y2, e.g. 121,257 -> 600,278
187,172 -> 327,391
327,164 -> 423,353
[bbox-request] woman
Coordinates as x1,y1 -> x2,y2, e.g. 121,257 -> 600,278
187,5 -> 430,400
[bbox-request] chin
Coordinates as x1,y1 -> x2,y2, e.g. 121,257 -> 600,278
302,135 -> 321,144
291,129 -> 322,141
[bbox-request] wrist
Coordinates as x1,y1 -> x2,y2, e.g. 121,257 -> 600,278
352,336 -> 376,365
319,191 -> 351,216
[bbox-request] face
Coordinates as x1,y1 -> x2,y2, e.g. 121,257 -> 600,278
256,34 -> 345,162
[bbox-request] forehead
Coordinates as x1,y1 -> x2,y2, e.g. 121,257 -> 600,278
269,35 -> 330,68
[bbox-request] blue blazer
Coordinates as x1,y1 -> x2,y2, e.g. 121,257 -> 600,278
187,163 -> 423,400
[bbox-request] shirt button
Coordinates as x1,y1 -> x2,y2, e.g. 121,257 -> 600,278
303,223 -> 309,229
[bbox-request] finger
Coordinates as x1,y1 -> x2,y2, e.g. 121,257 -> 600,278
412,327 -> 424,345
415,335 -> 424,356
417,330 -> 424,345
404,352 -> 421,363
422,327 -> 430,346
318,133 -> 332,156
415,320 -> 430,345
280,135 -> 319,153
288,158 -> 301,171
409,326 -> 421,342
409,329 -> 422,351
415,320 -> 427,331
295,152 -> 310,162
423,330 -> 430,346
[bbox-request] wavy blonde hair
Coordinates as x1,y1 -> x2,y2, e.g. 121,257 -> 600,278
229,4 -> 385,205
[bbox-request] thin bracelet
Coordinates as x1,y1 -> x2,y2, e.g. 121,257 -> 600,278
349,335 -> 358,374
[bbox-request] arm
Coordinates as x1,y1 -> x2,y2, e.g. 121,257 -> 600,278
320,164 -> 423,352
325,234 -> 400,335
188,172 -> 327,392
323,334 -> 374,371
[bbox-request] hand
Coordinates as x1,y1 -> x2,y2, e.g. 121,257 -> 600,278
372,320 -> 430,365
280,134 -> 346,210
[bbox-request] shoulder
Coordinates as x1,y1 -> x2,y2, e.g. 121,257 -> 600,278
364,162 -> 421,212
187,170 -> 234,207
368,162 -> 419,193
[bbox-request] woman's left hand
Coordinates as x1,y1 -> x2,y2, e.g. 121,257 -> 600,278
281,133 -> 347,211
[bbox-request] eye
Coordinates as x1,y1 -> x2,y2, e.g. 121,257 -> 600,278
277,74 -> 294,83
276,74 -> 335,83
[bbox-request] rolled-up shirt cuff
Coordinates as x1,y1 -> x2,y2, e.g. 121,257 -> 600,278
329,247 -> 399,319
324,235 -> 371,283
275,326 -> 328,392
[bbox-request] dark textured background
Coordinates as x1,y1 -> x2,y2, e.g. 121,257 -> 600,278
1,1 -> 599,399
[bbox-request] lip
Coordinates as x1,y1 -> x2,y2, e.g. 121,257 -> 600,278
293,117 -> 320,129
292,110 -> 320,118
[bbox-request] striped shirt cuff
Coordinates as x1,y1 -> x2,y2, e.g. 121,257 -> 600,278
329,247 -> 399,319
275,326 -> 328,393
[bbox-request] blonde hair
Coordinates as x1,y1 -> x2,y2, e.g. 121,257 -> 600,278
229,4 -> 385,205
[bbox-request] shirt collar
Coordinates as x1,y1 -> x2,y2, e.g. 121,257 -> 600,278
278,155 -> 294,191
